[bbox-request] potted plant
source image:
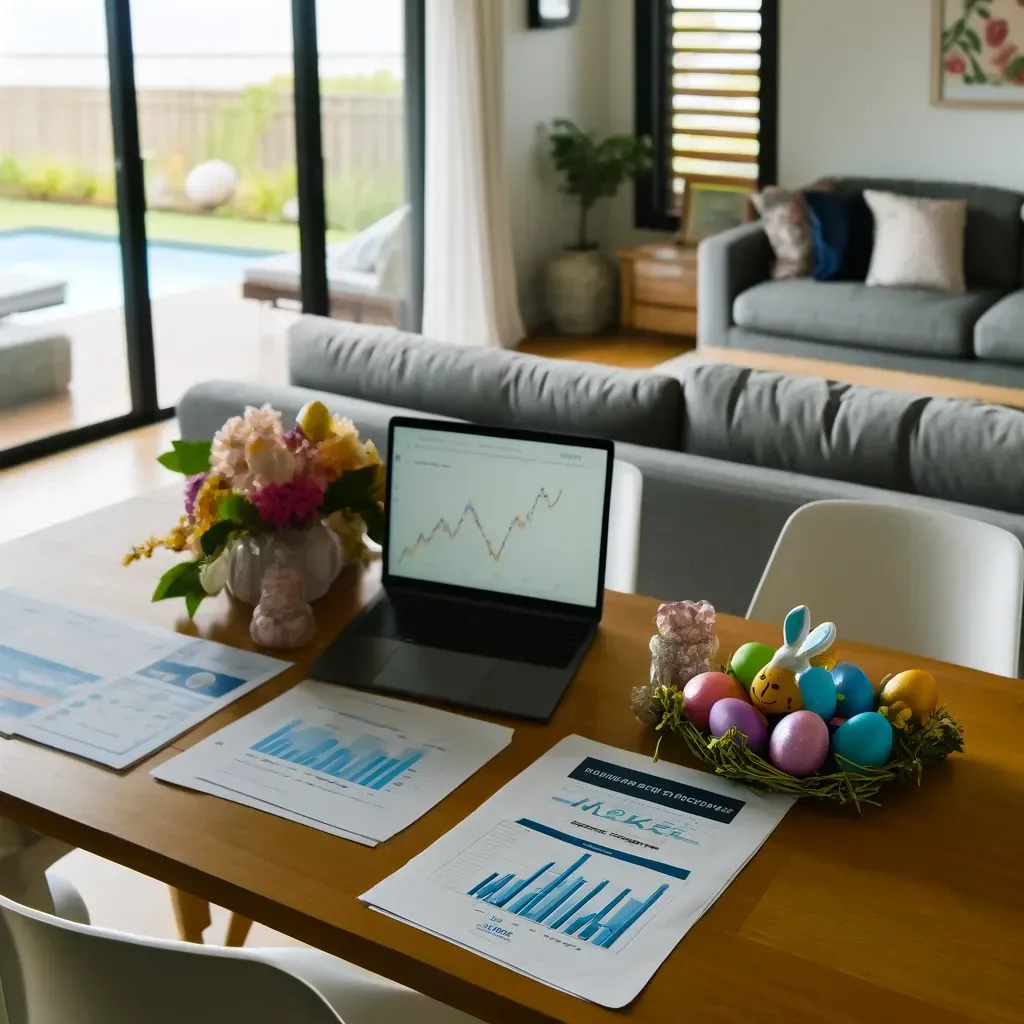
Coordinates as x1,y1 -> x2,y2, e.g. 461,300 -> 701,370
546,119 -> 652,334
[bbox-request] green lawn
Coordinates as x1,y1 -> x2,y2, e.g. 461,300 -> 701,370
0,197 -> 350,252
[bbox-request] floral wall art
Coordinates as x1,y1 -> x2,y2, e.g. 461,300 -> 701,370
934,0 -> 1024,106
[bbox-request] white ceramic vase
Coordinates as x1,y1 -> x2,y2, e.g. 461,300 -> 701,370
226,521 -> 344,606
545,247 -> 616,335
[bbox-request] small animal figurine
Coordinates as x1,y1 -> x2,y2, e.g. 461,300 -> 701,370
750,606 -> 837,715
250,562 -> 316,649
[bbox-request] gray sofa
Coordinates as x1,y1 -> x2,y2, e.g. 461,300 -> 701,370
178,318 -> 1024,642
698,177 -> 1024,386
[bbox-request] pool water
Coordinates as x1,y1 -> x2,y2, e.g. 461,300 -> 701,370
0,228 -> 281,324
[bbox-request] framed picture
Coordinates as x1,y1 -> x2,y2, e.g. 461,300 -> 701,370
933,0 -> 1024,108
677,182 -> 755,246
528,0 -> 580,30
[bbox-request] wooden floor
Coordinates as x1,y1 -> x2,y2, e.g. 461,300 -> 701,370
519,331 -> 692,369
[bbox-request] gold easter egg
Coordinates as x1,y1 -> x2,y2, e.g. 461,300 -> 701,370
297,400 -> 333,442
750,666 -> 804,715
880,669 -> 938,724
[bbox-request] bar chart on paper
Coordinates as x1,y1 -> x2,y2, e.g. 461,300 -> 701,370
251,718 -> 426,792
430,818 -> 688,952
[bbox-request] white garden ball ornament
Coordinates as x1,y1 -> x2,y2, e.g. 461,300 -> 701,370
185,159 -> 239,209
282,196 -> 299,223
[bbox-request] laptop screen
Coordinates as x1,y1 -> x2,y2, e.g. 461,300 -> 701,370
386,423 -> 611,608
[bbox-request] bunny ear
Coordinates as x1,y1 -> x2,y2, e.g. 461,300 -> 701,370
797,622 -> 836,659
783,606 -> 809,647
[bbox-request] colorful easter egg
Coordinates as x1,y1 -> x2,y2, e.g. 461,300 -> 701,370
768,710 -> 830,777
880,669 -> 938,725
832,663 -> 875,719
831,712 -> 894,773
708,698 -> 769,755
728,642 -> 775,688
797,666 -> 838,721
682,672 -> 749,733
296,400 -> 333,442
750,666 -> 804,715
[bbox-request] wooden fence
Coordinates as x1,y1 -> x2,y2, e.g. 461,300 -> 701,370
0,87 -> 404,183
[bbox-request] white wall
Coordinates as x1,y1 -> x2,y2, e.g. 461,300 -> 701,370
501,0 -> 612,328
779,0 -> 1024,190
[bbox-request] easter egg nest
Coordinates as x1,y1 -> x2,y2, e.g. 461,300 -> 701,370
640,684 -> 965,811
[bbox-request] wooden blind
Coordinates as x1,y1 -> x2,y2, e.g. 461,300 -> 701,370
669,0 -> 762,199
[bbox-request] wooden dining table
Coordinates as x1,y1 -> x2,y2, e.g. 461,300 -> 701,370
0,486 -> 1022,1024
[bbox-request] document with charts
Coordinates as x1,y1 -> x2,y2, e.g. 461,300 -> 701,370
152,681 -> 514,845
361,735 -> 793,1007
0,589 -> 289,769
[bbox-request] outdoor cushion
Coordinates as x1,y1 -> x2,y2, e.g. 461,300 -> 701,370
733,280 -> 1001,357
0,272 -> 66,318
909,398 -> 1024,514
678,363 -> 927,491
974,292 -> 1024,364
288,317 -> 684,450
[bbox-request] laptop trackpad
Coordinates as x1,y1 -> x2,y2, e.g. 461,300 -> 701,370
373,645 -> 493,705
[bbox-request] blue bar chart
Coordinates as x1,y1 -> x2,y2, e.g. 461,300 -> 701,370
250,717 -> 425,791
464,849 -> 671,950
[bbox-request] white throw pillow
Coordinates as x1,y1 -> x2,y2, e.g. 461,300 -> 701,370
864,190 -> 967,293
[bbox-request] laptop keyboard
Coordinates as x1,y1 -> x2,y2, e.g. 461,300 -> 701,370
357,595 -> 594,669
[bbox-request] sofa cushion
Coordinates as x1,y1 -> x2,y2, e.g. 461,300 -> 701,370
835,177 -> 1024,291
678,363 -> 927,490
909,398 -> 1024,513
288,317 -> 684,449
733,280 -> 1001,357
974,292 -> 1024,364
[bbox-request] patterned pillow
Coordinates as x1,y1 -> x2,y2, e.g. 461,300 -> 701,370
753,187 -> 816,279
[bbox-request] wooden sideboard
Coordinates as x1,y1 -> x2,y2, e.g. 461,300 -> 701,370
619,243 -> 697,337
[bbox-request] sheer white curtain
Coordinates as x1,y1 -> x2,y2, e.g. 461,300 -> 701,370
422,0 -> 525,349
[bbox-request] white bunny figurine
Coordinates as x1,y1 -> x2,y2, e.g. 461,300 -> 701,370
749,606 -> 837,714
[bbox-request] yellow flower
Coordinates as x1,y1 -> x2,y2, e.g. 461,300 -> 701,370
123,517 -> 190,565
326,509 -> 370,564
192,473 -> 227,539
363,439 -> 382,466
317,424 -> 368,477
878,702 -> 914,732
371,463 -> 387,504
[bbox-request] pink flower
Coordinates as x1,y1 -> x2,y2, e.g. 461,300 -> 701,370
944,52 -> 967,75
986,18 -> 1010,47
993,43 -> 1019,69
210,405 -> 284,492
249,477 -> 325,529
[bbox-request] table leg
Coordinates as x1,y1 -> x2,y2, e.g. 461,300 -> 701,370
225,912 -> 254,947
169,887 -> 211,944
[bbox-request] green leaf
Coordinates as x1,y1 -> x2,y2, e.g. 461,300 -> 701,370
360,503 -> 386,545
199,519 -> 237,558
1005,55 -> 1024,79
964,27 -> 982,51
968,50 -> 988,83
185,592 -> 205,619
321,466 -> 377,515
217,492 -> 263,531
157,440 -> 212,476
152,560 -> 204,602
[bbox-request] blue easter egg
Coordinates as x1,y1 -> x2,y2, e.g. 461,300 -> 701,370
797,666 -> 838,721
832,662 -> 875,719
831,712 -> 894,774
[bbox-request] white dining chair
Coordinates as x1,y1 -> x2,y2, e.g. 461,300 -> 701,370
748,500 -> 1024,677
0,872 -> 481,1024
605,460 -> 643,594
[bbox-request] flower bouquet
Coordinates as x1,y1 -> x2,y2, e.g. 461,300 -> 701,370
124,401 -> 385,616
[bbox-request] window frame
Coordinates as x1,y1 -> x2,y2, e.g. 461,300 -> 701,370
634,0 -> 779,232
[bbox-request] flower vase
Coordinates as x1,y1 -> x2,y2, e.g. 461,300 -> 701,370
226,520 -> 344,605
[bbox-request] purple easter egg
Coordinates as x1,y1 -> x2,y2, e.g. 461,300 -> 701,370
709,698 -> 769,755
769,710 -> 830,778
682,672 -> 749,733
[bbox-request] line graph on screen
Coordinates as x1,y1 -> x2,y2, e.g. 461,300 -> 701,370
398,487 -> 563,564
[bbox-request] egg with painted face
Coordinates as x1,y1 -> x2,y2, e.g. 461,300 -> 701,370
749,665 -> 804,715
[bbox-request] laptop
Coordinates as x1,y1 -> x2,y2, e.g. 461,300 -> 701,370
309,417 -> 614,720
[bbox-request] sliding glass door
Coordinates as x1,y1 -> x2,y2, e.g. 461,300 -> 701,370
0,0 -> 134,454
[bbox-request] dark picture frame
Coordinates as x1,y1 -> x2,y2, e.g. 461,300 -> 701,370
528,0 -> 580,29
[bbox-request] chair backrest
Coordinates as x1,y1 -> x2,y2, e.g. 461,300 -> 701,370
748,500 -> 1024,676
0,892 -> 343,1024
605,460 -> 643,594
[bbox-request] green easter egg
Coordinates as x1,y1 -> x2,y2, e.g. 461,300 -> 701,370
729,642 -> 775,688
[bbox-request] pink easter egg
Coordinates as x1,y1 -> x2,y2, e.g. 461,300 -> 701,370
682,671 -> 750,733
769,710 -> 830,778
708,698 -> 769,756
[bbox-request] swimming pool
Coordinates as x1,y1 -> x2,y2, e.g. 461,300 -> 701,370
0,228 -> 281,324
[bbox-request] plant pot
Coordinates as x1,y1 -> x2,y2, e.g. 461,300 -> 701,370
226,520 -> 345,605
545,248 -> 616,335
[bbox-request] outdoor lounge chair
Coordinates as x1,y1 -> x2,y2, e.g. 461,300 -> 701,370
242,206 -> 408,326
